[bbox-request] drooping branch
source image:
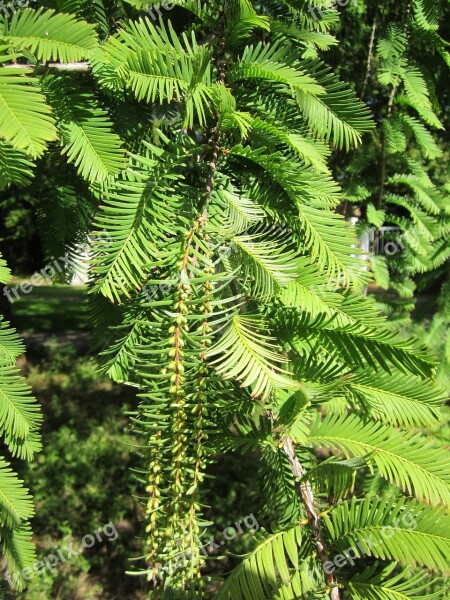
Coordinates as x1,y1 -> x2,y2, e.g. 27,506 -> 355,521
282,437 -> 340,600
184,0 -> 228,265
151,0 -> 229,583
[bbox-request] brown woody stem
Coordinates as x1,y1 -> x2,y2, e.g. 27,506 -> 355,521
282,437 -> 340,600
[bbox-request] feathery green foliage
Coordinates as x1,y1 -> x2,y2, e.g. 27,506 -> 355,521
337,0 -> 450,316
0,253 -> 41,588
0,1 -> 449,598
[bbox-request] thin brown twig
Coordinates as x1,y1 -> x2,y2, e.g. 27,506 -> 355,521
282,437 -> 340,600
361,10 -> 378,101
